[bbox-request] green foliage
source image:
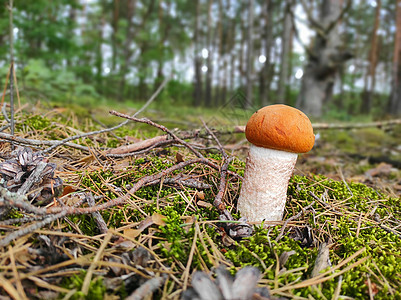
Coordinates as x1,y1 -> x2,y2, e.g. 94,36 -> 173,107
61,271 -> 106,300
20,59 -> 99,102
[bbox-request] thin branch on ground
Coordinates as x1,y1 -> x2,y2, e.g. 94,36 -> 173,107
110,111 -> 204,158
86,193 -> 108,234
0,131 -> 92,152
42,76 -> 170,154
0,210 -> 67,247
109,111 -> 241,180
0,157 -> 232,246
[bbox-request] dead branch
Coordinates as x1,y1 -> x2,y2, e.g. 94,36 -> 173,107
0,210 -> 67,247
233,118 -> 401,133
202,120 -> 253,238
108,135 -> 169,154
0,185 -> 47,215
110,111 -> 205,158
86,193 -> 108,234
0,131 -> 91,152
109,111 -> 241,180
42,76 -> 170,154
0,156 -> 242,247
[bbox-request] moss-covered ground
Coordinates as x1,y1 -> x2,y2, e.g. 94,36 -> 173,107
0,102 -> 400,299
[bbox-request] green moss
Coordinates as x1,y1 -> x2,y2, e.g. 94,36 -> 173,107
18,114 -> 53,131
5,209 -> 25,220
225,174 -> 401,299
61,271 -> 106,300
74,144 -> 401,299
156,210 -> 219,268
321,130 -> 357,152
353,128 -> 394,150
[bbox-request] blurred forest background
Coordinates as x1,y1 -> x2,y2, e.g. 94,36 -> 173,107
1,0 -> 401,120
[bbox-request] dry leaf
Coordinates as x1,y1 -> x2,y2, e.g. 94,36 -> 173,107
175,152 -> 185,163
113,240 -> 136,250
151,213 -> 166,226
196,191 -> 205,200
61,185 -> 77,197
197,200 -> 213,208
138,213 -> 167,231
123,229 -> 142,239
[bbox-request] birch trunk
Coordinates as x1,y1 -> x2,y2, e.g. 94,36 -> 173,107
296,0 -> 352,117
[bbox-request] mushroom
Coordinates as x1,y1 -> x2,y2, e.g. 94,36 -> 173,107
237,104 -> 315,223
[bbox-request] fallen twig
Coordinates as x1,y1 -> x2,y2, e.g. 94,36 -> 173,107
0,131 -> 92,152
108,135 -> 169,155
86,193 -> 108,234
42,76 -> 170,154
233,118 -> 401,133
0,210 -> 67,247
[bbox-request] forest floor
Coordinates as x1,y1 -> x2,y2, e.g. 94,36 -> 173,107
0,100 -> 400,299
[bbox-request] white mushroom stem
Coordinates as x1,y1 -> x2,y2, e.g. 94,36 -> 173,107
237,145 -> 298,223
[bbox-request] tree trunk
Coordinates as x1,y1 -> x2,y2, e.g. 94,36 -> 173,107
239,6 -> 246,81
193,0 -> 203,106
111,0 -> 119,72
95,15 -> 104,90
361,0 -> 381,114
227,0 -> 236,94
118,0 -> 136,101
204,0 -> 213,107
259,0 -> 274,106
277,0 -> 292,104
213,0 -> 224,107
389,0 -> 401,115
155,0 -> 171,91
245,0 -> 254,109
296,0 -> 352,117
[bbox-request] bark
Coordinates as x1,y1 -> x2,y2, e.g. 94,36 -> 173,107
193,0 -> 203,106
95,14 -> 104,89
388,0 -> 401,115
245,0 -> 254,109
296,0 -> 352,117
119,0 -> 156,101
155,1 -> 171,91
259,0 -> 274,106
239,6 -> 246,80
204,0 -> 214,107
277,0 -> 292,104
361,0 -> 381,114
229,33 -> 236,93
111,0 -> 119,72
213,0 -> 224,107
67,5 -> 77,67
118,0 -> 136,101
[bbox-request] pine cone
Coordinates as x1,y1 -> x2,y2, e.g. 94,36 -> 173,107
0,147 -> 63,205
181,265 -> 271,300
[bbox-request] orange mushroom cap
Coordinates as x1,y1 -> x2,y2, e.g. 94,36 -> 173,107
245,104 -> 315,153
